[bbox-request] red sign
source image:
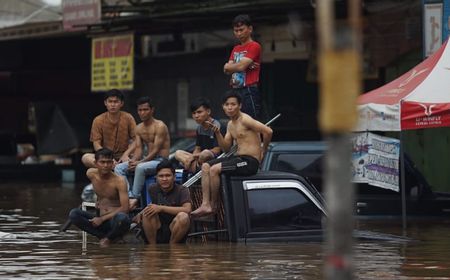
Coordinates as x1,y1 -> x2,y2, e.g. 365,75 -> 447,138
62,0 -> 101,31
401,101 -> 450,130
93,38 -> 132,59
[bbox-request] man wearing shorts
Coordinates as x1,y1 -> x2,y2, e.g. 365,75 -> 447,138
175,97 -> 223,173
191,90 -> 272,217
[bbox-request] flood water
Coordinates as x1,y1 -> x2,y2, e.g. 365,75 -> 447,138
1,182 -> 450,279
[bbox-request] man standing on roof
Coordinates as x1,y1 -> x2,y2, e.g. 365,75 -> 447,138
175,97 -> 224,173
191,91 -> 272,218
115,96 -> 170,209
82,89 -> 136,168
223,14 -> 262,120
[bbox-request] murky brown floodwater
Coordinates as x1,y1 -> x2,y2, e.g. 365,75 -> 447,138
1,182 -> 450,279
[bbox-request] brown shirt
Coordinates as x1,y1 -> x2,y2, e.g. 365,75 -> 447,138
148,183 -> 191,207
90,111 -> 136,160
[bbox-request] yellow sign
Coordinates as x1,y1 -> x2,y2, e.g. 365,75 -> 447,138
91,34 -> 134,91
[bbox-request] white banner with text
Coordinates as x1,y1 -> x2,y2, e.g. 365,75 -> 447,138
352,132 -> 400,192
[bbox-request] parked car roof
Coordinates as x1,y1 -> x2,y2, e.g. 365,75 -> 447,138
267,141 -> 327,152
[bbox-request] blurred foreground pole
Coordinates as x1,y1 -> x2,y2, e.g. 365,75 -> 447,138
316,0 -> 362,279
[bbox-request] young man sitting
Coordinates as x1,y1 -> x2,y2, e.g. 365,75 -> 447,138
134,159 -> 192,244
175,98 -> 223,173
191,91 -> 273,218
69,148 -> 130,247
115,96 -> 170,209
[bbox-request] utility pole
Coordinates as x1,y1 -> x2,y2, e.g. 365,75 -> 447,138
315,1 -> 362,279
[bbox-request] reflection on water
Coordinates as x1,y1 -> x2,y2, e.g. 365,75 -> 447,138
1,182 -> 450,279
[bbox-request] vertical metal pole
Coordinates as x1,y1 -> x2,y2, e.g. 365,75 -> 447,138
400,130 -> 407,234
316,1 -> 362,279
323,134 -> 354,279
317,0 -> 335,52
82,202 -> 87,251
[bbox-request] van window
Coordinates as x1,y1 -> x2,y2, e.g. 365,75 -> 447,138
246,188 -> 323,232
270,153 -> 323,175
270,153 -> 324,190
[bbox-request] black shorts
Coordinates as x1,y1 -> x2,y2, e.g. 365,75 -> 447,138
207,155 -> 259,176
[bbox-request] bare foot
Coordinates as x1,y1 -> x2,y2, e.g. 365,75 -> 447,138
99,238 -> 111,247
191,205 -> 214,218
129,198 -> 139,211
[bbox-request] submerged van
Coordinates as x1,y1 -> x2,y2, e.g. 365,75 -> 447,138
189,171 -> 326,243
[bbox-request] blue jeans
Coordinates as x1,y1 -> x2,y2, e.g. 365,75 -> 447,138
114,157 -> 163,198
69,208 -> 130,240
234,86 -> 261,120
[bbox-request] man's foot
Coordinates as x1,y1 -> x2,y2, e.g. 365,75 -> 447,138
129,198 -> 139,211
99,238 -> 111,247
191,205 -> 215,218
115,238 -> 126,244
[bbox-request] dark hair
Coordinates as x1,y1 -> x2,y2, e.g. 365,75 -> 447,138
222,90 -> 242,105
137,96 -> 153,108
190,97 -> 211,113
232,14 -> 252,27
104,89 -> 124,101
156,159 -> 175,174
95,148 -> 114,160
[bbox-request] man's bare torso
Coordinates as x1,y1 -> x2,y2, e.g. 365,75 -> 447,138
136,119 -> 170,158
228,115 -> 262,161
90,171 -> 124,216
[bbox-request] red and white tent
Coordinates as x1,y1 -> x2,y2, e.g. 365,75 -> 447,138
356,40 -> 450,131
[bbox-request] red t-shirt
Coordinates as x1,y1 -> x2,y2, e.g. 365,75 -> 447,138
228,41 -> 261,87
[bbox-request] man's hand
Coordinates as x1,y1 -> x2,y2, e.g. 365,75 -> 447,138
192,153 -> 200,159
128,159 -> 139,171
142,204 -> 162,218
249,62 -> 260,70
118,154 -> 130,164
223,62 -> 232,74
132,212 -> 143,224
205,120 -> 220,134
89,217 -> 103,227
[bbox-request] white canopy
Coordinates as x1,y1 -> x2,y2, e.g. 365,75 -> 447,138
356,40 -> 450,131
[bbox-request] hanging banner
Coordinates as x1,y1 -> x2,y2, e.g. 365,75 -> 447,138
62,0 -> 101,31
424,2 -> 443,57
444,0 -> 450,41
91,34 -> 134,92
351,132 -> 370,183
352,133 -> 400,192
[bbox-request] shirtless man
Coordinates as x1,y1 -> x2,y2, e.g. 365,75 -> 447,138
82,89 -> 136,168
115,96 -> 170,208
191,90 -> 273,217
69,148 -> 130,246
175,98 -> 223,173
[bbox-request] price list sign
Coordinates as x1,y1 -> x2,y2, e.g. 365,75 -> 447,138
91,34 -> 134,91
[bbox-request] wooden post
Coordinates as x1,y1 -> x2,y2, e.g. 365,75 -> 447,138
316,1 -> 362,279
